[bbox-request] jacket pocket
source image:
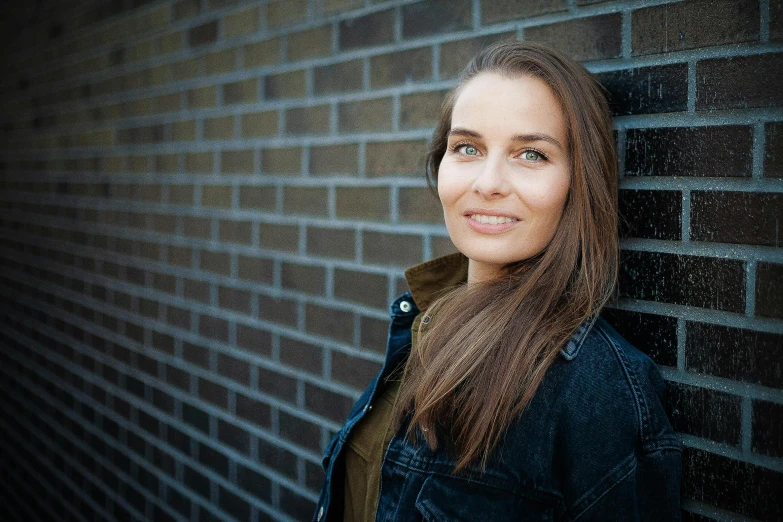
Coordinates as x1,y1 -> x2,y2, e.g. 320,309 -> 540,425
414,474 -> 554,522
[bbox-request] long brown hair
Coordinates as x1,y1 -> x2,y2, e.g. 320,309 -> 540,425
391,41 -> 618,471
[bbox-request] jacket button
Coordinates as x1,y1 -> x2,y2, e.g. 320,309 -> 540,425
399,301 -> 412,312
317,506 -> 324,521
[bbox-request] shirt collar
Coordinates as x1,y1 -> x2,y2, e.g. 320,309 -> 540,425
403,253 -> 594,360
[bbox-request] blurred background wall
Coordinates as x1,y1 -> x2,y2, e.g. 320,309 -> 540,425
0,0 -> 780,520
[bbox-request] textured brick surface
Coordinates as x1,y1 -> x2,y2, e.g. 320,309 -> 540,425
482,0 -> 567,24
0,1 -> 779,521
632,0 -> 759,55
526,14 -> 622,62
339,9 -> 394,50
696,53 -> 783,110
625,126 -> 753,177
402,0 -> 472,39
619,251 -> 745,312
691,192 -> 782,247
619,189 -> 681,240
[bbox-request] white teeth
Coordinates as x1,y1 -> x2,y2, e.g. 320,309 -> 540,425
469,214 -> 517,224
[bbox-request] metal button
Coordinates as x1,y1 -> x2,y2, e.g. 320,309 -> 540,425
317,506 -> 324,521
399,301 -> 412,312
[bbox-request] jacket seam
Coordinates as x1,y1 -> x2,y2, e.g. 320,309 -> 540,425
568,452 -> 637,521
595,322 -> 654,447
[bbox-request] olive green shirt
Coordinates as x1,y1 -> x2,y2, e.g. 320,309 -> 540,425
342,253 -> 469,521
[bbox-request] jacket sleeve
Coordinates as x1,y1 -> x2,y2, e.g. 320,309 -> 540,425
572,446 -> 682,522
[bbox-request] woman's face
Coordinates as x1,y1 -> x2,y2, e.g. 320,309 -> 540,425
438,72 -> 571,283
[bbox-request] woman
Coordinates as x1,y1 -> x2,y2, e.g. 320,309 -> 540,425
314,41 -> 682,521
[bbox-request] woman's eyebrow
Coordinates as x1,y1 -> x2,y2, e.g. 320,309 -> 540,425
448,127 -> 564,150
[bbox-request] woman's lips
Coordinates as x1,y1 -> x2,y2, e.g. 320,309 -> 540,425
464,212 -> 519,234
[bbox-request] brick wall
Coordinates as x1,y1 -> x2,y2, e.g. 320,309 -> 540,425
0,0 -> 780,520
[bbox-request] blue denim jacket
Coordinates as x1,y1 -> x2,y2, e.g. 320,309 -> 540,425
313,289 -> 682,522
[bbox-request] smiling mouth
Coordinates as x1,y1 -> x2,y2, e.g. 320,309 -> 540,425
468,214 -> 519,224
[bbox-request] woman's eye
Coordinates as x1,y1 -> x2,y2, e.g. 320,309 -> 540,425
463,145 -> 478,156
522,150 -> 542,161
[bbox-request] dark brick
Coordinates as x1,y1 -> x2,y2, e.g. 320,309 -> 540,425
257,366 -> 298,402
526,14 -> 621,62
632,0 -> 759,56
218,286 -> 252,314
756,262 -> 783,319
625,126 -> 753,177
189,21 -> 218,47
306,460 -> 325,491
752,399 -> 783,458
398,186 -> 443,224
666,382 -> 741,445
239,186 -> 276,210
370,47 -> 432,88
280,336 -> 323,375
686,322 -> 783,389
259,295 -> 298,327
200,250 -> 231,275
400,89 -> 447,129
306,226 -> 355,260
314,59 -> 364,95
264,70 -> 306,99
601,308 -> 678,367
281,261 -> 326,295
199,315 -> 229,342
619,251 -> 746,312
335,187 -> 390,221
339,9 -> 394,50
218,220 -> 252,245
198,442 -> 229,476
237,464 -> 272,501
116,124 -> 165,144
278,411 -> 321,451
334,268 -> 388,309
280,487 -> 318,521
773,0 -> 783,41
237,324 -> 272,357
238,254 -> 274,284
198,378 -> 228,408
366,140 -> 427,177
618,190 -> 681,240
360,315 -> 389,355
683,448 -> 783,520
306,303 -> 354,344
182,403 -> 210,433
259,223 -> 299,252
482,0 -> 567,24
597,64 -> 688,116
165,364 -> 191,391
305,383 -> 354,423
696,53 -> 783,110
218,419 -> 250,454
283,186 -> 329,217
764,122 -> 783,178
235,393 -> 271,428
402,0 -> 471,39
310,144 -> 359,175
338,97 -> 393,133
362,230 -> 423,266
285,105 -> 331,135
217,353 -> 250,384
331,351 -> 381,390
691,192 -> 782,247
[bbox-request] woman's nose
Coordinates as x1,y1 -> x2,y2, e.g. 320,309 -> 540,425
470,155 -> 510,199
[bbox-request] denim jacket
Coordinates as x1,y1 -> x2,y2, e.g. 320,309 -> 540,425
313,273 -> 682,521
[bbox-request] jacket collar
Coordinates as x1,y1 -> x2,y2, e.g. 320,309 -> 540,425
403,253 -> 594,360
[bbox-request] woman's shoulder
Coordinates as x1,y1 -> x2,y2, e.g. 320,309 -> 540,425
552,315 -> 681,452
